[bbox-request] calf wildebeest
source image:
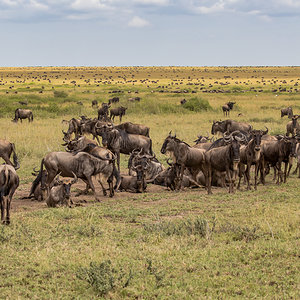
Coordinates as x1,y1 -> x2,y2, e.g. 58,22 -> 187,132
180,99 -> 187,105
281,106 -> 293,118
0,140 -> 20,170
37,151 -> 117,201
91,100 -> 98,107
46,173 -> 77,208
222,101 -> 235,116
204,133 -> 246,194
110,106 -> 127,123
115,122 -> 150,137
28,167 -> 48,201
128,149 -> 164,180
119,164 -> 147,193
161,132 -> 205,190
98,103 -> 111,121
62,118 -> 81,142
65,136 -> 98,153
237,128 -> 268,190
260,136 -> 297,185
0,165 -> 19,224
99,125 -> 153,171
12,108 -> 33,123
211,120 -> 252,135
286,115 -> 300,136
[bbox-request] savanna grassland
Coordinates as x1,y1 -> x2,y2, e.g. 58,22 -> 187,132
0,67 -> 299,299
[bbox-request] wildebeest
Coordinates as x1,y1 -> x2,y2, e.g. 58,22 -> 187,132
260,136 -> 297,184
98,103 -> 111,121
110,106 -> 127,123
286,115 -> 300,136
204,133 -> 245,194
180,99 -> 187,105
18,101 -> 28,106
108,97 -> 119,104
0,140 -> 20,170
28,167 -> 48,201
161,132 -> 205,190
193,134 -> 214,151
65,136 -> 98,153
281,107 -> 293,118
222,101 -> 235,116
46,173 -> 77,208
115,122 -> 150,137
0,165 -> 19,224
62,118 -> 81,142
237,128 -> 268,190
119,164 -> 147,193
37,151 -> 118,201
99,125 -> 153,171
211,120 -> 252,135
91,100 -> 98,107
12,108 -> 33,123
128,97 -> 140,102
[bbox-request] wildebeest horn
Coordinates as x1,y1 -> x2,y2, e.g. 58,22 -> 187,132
166,158 -> 173,166
56,172 -> 63,184
223,132 -> 232,142
71,172 -> 78,184
65,146 -> 72,152
234,135 -> 245,142
62,130 -> 67,134
61,142 -> 68,146
261,126 -> 268,135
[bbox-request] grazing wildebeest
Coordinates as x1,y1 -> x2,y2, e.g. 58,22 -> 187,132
61,118 -> 81,142
108,97 -> 119,104
128,149 -> 164,180
115,122 -> 150,137
119,164 -> 147,193
98,103 -> 110,121
160,132 -> 205,190
0,140 -> 20,170
91,100 -> 98,107
0,165 -> 19,224
281,107 -> 293,118
37,151 -> 117,201
12,108 -> 33,123
46,173 -> 77,208
98,125 -> 153,171
211,120 -> 252,135
286,115 -> 300,136
222,102 -> 236,116
180,99 -> 187,105
110,106 -> 127,123
204,133 -> 246,194
237,128 -> 268,190
259,136 -> 297,185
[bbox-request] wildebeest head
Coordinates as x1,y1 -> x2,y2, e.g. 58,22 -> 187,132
132,163 -> 147,193
211,120 -> 226,135
291,115 -> 299,134
62,130 -> 71,143
161,131 -> 177,154
100,124 -> 116,148
56,172 -> 78,201
251,127 -> 268,151
193,134 -> 210,144
227,102 -> 236,110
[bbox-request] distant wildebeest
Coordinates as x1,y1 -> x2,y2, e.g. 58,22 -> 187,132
211,120 -> 252,135
18,101 -> 28,106
259,136 -> 297,185
110,106 -> 127,122
204,132 -> 246,194
76,101 -> 83,106
286,115 -> 300,136
115,122 -> 150,137
98,125 -> 153,171
12,108 -> 33,123
0,140 -> 20,170
36,151 -> 118,201
91,100 -> 98,107
0,165 -> 19,224
98,103 -> 111,121
161,132 -> 206,190
46,173 -> 77,208
222,101 -> 235,116
281,107 -> 293,118
108,97 -> 119,104
128,97 -> 140,102
193,134 -> 214,151
180,99 -> 187,105
61,118 -> 81,142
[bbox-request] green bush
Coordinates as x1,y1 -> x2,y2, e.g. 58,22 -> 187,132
53,90 -> 68,98
182,97 -> 212,112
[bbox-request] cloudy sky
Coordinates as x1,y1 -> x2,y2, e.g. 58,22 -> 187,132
1,0 -> 300,66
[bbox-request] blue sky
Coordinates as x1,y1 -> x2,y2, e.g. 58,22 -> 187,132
1,0 -> 300,66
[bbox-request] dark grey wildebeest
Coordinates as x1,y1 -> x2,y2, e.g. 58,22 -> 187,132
281,107 -> 293,118
110,106 -> 127,123
211,120 -> 252,135
222,101 -> 235,116
286,115 -> 300,136
12,108 -> 33,123
0,140 -> 20,170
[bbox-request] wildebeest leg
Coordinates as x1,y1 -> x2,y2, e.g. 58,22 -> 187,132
259,159 -> 265,185
226,168 -> 233,193
246,163 -> 252,190
292,164 -> 298,175
276,162 -> 282,184
177,164 -> 185,191
207,166 -> 212,194
237,165 -> 243,190
0,197 -> 4,224
284,162 -> 288,183
116,151 -> 120,172
1,155 -> 14,167
254,163 -> 259,190
272,166 -> 277,181
85,176 -> 100,202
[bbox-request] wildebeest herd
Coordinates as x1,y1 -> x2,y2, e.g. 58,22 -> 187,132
1,103 -> 300,225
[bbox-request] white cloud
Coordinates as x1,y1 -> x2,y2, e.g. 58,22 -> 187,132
133,0 -> 169,5
71,0 -> 111,10
128,16 -> 150,27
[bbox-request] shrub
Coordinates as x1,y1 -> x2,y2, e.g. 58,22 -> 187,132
182,97 -> 212,112
53,90 -> 68,98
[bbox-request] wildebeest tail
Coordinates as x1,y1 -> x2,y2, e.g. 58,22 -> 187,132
31,112 -> 33,122
149,139 -> 153,156
11,143 -> 20,170
29,159 -> 44,197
